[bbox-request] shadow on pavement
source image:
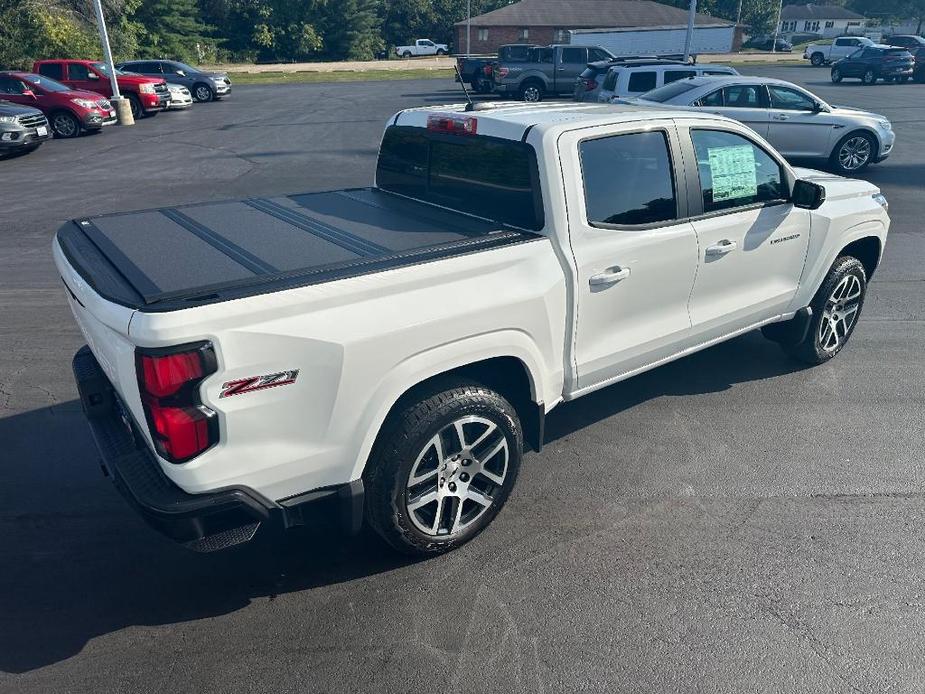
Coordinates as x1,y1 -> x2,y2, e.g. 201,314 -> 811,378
0,330 -> 804,673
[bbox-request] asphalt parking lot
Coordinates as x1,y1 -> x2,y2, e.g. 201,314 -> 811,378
1,65 -> 923,693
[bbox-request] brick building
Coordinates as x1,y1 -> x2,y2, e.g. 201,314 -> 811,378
455,0 -> 735,54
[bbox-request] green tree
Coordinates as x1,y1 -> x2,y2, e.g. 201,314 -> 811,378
133,0 -> 213,61
320,0 -> 382,60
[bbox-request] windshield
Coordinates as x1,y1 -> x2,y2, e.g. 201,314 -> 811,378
20,74 -> 71,92
171,62 -> 198,73
639,79 -> 701,103
92,63 -> 124,76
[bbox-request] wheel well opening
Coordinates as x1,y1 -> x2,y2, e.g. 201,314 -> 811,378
840,237 -> 881,280
379,357 -> 542,456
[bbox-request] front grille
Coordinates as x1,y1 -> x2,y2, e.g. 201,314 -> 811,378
17,113 -> 47,129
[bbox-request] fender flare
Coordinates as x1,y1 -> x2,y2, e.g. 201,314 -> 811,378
345,329 -> 552,481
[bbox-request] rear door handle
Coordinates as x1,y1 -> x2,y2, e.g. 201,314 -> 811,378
705,240 -> 737,256
590,266 -> 631,287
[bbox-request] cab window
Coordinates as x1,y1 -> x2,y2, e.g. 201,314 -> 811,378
68,63 -> 91,80
580,131 -> 677,227
627,71 -> 657,93
691,129 -> 786,214
560,47 -> 586,64
697,89 -> 723,107
38,63 -> 64,80
767,86 -> 816,111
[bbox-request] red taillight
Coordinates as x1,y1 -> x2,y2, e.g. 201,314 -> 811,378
584,78 -> 598,92
426,114 -> 478,135
496,67 -> 510,78
482,65 -> 493,76
136,342 -> 217,464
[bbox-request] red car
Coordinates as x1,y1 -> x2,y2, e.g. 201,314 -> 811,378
33,59 -> 169,119
0,72 -> 116,138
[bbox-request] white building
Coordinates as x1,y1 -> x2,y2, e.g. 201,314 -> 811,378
778,3 -> 866,39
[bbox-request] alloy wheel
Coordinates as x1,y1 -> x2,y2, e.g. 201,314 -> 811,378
818,274 -> 863,352
522,86 -> 541,102
405,415 -> 509,537
195,85 -> 213,102
52,113 -> 78,137
837,136 -> 872,171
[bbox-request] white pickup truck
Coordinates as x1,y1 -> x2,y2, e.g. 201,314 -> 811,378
804,36 -> 874,66
57,103 -> 889,556
395,38 -> 448,58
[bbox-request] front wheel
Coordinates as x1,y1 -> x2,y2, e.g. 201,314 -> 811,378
51,111 -> 81,138
831,68 -> 843,83
127,94 -> 143,119
436,49 -> 447,56
862,69 -> 877,85
364,381 -> 523,556
831,131 -> 876,174
193,83 -> 214,102
781,257 -> 867,365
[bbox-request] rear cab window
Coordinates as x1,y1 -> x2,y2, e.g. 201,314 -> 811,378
37,63 -> 64,80
690,129 -> 786,213
579,131 -> 677,227
376,126 -> 544,231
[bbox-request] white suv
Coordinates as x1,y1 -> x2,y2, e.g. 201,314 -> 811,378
597,63 -> 738,101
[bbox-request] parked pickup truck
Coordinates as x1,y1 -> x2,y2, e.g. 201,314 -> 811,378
34,59 -> 169,118
804,36 -> 874,66
57,104 -> 889,557
395,39 -> 448,58
494,44 -> 616,101
456,44 -> 538,94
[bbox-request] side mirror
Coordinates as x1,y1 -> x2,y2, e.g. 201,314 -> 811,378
87,72 -> 99,80
792,179 -> 826,210
813,101 -> 827,112
22,89 -> 36,98
176,70 -> 186,77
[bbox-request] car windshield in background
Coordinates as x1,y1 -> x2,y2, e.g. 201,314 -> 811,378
21,74 -> 71,92
639,80 -> 701,103
376,126 -> 544,231
172,62 -> 198,73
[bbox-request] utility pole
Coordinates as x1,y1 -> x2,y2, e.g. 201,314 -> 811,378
772,0 -> 783,53
90,0 -> 133,124
466,0 -> 471,55
683,0 -> 698,62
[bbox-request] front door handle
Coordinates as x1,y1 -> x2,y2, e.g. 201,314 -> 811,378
773,113 -> 790,121
590,265 -> 631,287
705,240 -> 737,257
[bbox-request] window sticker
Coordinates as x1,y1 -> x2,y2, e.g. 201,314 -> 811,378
707,145 -> 757,202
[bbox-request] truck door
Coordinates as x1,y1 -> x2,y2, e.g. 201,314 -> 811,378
680,124 -> 810,341
556,47 -> 588,92
560,122 -> 700,390
66,63 -> 109,97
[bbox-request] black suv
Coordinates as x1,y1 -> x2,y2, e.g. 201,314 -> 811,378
0,100 -> 50,157
831,44 -> 915,84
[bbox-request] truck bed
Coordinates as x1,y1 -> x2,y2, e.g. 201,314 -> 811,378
56,188 -> 537,312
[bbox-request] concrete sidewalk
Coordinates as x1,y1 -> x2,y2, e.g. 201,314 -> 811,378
209,51 -> 801,74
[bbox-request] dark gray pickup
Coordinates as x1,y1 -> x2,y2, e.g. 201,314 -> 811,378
57,187 -> 537,312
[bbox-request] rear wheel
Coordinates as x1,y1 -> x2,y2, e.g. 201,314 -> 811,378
862,68 -> 877,85
402,51 -> 412,59
519,81 -> 544,103
831,131 -> 876,174
364,381 -> 523,556
780,257 -> 867,365
810,52 -> 825,66
51,111 -> 80,138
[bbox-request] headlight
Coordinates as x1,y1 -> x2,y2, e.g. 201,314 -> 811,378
878,119 -> 892,131
71,98 -> 98,109
872,193 -> 888,212
0,115 -> 16,123
139,83 -> 155,94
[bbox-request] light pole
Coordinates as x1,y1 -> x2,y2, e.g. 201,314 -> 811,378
90,0 -> 133,124
772,0 -> 784,53
683,0 -> 698,62
466,0 -> 471,55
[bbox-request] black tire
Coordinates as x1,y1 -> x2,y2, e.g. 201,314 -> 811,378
193,83 -> 214,102
364,380 -> 523,556
781,256 -> 867,365
473,77 -> 493,94
436,49 -> 447,56
402,51 -> 412,59
862,68 -> 877,85
50,110 -> 81,138
810,52 -> 825,67
127,94 -> 143,119
831,67 -> 843,83
519,80 -> 544,103
830,130 -> 877,174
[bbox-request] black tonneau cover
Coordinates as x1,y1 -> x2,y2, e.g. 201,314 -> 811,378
57,188 -> 538,312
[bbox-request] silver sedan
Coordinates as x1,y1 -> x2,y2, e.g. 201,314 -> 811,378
623,76 -> 895,174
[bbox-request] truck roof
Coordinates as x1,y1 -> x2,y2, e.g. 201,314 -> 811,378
394,102 -> 731,141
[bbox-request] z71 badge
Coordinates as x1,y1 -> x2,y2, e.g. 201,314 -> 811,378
219,370 -> 299,398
